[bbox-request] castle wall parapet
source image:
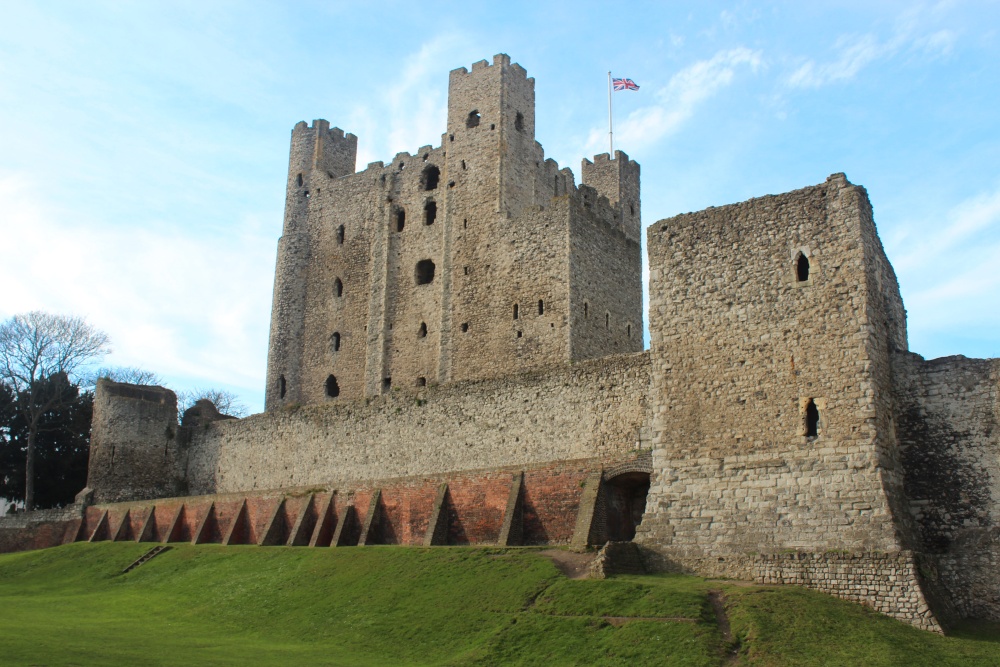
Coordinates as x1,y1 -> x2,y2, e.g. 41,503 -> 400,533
190,352 -> 651,496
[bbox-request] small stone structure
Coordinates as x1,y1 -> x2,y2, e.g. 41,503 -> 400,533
3,54 -> 998,635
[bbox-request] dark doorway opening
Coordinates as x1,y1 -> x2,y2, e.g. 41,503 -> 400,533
604,472 -> 650,542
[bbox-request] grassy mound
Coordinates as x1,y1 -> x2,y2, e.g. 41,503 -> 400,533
0,543 -> 997,665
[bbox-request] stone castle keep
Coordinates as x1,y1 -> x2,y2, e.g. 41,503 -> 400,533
3,54 -> 998,634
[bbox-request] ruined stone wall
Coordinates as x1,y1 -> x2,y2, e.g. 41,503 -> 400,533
265,54 -> 644,409
639,175 -> 901,558
568,191 -> 643,362
185,353 -> 650,496
856,181 -> 917,550
893,352 -> 1000,620
265,121 -> 358,409
87,380 -> 186,504
304,164 -> 386,401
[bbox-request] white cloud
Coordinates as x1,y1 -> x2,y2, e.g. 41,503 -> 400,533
0,170 -> 274,407
913,29 -> 957,56
586,48 -> 763,155
349,35 -> 473,166
890,187 -> 1000,342
787,7 -> 960,89
788,34 -> 885,88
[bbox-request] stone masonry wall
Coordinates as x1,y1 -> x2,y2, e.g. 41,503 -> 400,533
265,55 -> 643,408
88,380 -> 186,504
893,352 -> 1000,620
639,174 -> 901,557
186,353 -> 650,496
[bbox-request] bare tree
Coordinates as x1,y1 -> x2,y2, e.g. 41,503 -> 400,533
0,312 -> 110,510
87,366 -> 162,387
178,387 -> 248,418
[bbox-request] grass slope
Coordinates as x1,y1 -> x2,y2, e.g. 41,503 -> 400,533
0,543 -> 995,666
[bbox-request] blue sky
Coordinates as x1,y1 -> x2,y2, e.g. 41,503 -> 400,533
1,1 -> 997,414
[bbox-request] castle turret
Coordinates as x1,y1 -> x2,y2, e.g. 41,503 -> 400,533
444,54 -> 538,220
87,380 -> 183,503
265,120 -> 357,410
582,150 -> 641,244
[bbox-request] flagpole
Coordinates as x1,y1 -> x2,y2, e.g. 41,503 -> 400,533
608,71 -> 613,156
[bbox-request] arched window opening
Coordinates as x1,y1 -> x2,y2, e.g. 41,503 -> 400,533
325,375 -> 340,398
383,377 -> 392,391
805,399 -> 820,437
605,312 -> 610,329
513,303 -> 519,320
424,200 -> 437,225
336,225 -> 345,245
796,253 -> 810,282
331,332 -> 341,352
415,259 -> 436,285
279,375 -> 286,399
334,278 -> 343,298
538,300 -> 544,315
296,173 -> 303,187
421,165 -> 440,191
416,377 -> 427,387
395,208 -> 405,232
490,123 -> 495,130
461,322 -> 469,333
584,302 -> 589,319
418,322 -> 427,338
515,111 -> 524,132
466,110 -> 480,128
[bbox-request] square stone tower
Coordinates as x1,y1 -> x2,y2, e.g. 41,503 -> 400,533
264,55 -> 643,410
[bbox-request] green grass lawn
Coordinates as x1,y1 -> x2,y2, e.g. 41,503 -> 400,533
0,543 -> 998,666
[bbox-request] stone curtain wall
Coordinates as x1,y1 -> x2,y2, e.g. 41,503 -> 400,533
185,353 -> 650,496
639,174 -> 901,557
894,352 -> 1000,620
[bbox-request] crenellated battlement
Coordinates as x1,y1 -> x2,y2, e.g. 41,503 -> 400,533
450,53 -> 530,81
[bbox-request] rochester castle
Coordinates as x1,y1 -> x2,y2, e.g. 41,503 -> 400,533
3,54 -> 998,634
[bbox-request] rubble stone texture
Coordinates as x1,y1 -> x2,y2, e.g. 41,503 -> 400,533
12,53 -> 996,633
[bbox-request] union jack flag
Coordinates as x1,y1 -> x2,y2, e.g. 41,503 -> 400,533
612,77 -> 639,91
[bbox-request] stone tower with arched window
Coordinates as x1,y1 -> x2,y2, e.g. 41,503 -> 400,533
264,54 -> 643,409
